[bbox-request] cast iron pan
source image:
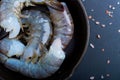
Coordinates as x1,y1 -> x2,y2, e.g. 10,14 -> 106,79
0,0 -> 90,80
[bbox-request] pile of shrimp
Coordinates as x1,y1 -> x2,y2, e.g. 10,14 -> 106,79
0,0 -> 74,79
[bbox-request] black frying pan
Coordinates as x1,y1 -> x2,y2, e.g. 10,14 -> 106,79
0,0 -> 90,80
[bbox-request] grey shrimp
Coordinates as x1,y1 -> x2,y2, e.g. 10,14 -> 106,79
0,0 -> 63,38
0,38 -> 65,79
48,2 -> 74,48
0,1 -> 73,79
21,10 -> 52,63
0,9 -> 65,79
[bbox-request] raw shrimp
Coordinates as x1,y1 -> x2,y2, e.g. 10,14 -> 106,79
0,38 -> 25,57
21,2 -> 74,62
21,10 -> 52,63
48,2 -> 74,48
0,38 -> 65,79
0,0 -> 63,38
0,1 -> 73,79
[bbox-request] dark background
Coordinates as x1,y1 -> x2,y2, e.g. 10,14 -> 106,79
70,0 -> 120,80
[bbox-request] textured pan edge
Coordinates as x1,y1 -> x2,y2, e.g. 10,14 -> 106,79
65,0 -> 90,80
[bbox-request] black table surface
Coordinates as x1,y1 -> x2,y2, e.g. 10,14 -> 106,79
70,0 -> 120,80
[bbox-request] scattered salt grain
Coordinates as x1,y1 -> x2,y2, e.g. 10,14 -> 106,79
107,59 -> 110,64
88,15 -> 92,19
90,76 -> 95,80
101,75 -> 104,79
117,1 -> 120,5
109,22 -> 112,25
109,5 -> 112,8
118,29 -> 120,33
82,0 -> 85,2
90,43 -> 95,48
101,24 -> 106,28
96,34 -> 101,39
95,21 -> 100,25
92,18 -> 95,21
91,9 -> 94,12
105,10 -> 113,18
106,74 -> 110,77
112,7 -> 115,10
101,48 -> 105,52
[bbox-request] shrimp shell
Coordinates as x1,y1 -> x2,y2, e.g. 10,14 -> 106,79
48,2 -> 74,48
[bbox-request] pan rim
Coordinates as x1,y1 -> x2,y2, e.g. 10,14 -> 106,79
65,0 -> 90,80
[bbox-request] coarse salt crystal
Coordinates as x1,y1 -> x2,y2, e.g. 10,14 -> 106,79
90,76 -> 95,80
109,22 -> 112,25
109,5 -> 112,8
90,43 -> 95,48
106,74 -> 110,77
105,10 -> 113,17
92,18 -> 95,21
112,7 -> 115,10
82,0 -> 85,2
118,29 -> 120,33
107,59 -> 110,64
105,10 -> 110,14
109,15 -> 113,18
95,21 -> 100,25
101,48 -> 105,52
91,9 -> 94,12
101,75 -> 104,79
101,24 -> 106,28
96,34 -> 101,39
117,2 -> 120,5
88,15 -> 92,19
